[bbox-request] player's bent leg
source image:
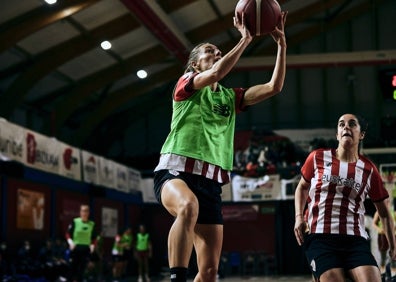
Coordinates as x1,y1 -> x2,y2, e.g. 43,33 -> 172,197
319,268 -> 345,282
348,265 -> 381,282
161,179 -> 199,267
193,224 -> 223,282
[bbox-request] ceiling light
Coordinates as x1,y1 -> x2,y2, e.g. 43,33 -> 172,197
100,41 -> 112,50
44,0 -> 57,4
137,70 -> 147,79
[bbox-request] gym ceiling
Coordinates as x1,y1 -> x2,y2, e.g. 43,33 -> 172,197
0,0 -> 395,165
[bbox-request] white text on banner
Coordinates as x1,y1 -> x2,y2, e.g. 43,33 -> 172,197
0,118 -> 25,163
231,174 -> 282,201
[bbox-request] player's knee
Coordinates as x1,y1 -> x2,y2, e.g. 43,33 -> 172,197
177,198 -> 199,222
198,266 -> 218,282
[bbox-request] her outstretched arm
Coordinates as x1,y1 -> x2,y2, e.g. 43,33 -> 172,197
193,13 -> 253,89
243,11 -> 287,106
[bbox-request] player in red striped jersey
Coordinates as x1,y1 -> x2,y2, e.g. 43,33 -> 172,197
294,113 -> 396,282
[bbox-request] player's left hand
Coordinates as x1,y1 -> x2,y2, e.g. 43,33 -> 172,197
233,12 -> 253,42
270,11 -> 287,47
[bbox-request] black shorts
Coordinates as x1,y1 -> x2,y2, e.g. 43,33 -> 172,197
112,254 -> 124,263
304,234 -> 378,279
123,249 -> 133,261
153,169 -> 223,224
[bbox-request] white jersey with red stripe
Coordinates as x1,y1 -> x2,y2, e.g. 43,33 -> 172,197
301,148 -> 388,239
154,153 -> 231,184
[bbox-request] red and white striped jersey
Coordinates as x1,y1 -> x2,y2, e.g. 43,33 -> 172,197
301,148 -> 388,239
154,153 -> 231,184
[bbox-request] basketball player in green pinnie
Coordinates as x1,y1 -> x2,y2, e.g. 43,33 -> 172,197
153,7 -> 287,282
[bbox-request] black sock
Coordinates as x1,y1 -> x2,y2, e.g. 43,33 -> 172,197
170,267 -> 188,282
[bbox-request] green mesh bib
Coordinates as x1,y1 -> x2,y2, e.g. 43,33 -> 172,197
160,84 -> 236,170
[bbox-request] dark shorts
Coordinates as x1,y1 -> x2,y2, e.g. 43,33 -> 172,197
304,234 -> 378,279
153,169 -> 223,224
112,254 -> 124,263
123,249 -> 133,260
135,250 -> 149,260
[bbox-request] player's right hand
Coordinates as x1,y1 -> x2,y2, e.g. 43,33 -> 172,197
294,218 -> 308,246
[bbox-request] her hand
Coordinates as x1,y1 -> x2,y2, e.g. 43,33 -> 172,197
233,12 -> 253,43
270,11 -> 287,47
294,217 -> 308,246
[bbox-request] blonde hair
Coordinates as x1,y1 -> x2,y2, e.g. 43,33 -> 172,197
184,42 -> 209,74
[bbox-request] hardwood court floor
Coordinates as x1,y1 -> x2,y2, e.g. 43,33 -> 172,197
91,273 -> 313,282
153,275 -> 313,282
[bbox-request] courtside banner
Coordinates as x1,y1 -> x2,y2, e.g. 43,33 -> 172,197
221,182 -> 232,202
231,174 -> 282,201
59,142 -> 81,181
0,118 -> 25,163
115,162 -> 128,192
101,206 -> 118,238
140,178 -> 157,203
280,175 -> 300,200
127,167 -> 141,192
24,130 -> 60,175
98,157 -> 116,189
81,150 -> 100,185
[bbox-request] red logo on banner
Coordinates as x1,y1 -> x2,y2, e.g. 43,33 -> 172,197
63,148 -> 79,170
26,133 -> 37,164
63,148 -> 73,170
84,155 -> 97,175
88,156 -> 96,164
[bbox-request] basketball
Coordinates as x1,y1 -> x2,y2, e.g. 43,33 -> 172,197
235,0 -> 281,36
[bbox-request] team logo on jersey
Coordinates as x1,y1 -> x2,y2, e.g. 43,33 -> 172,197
322,174 -> 364,192
310,259 -> 316,272
213,104 -> 230,117
169,170 -> 179,176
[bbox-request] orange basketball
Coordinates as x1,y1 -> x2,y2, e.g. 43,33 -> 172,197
235,0 -> 281,36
